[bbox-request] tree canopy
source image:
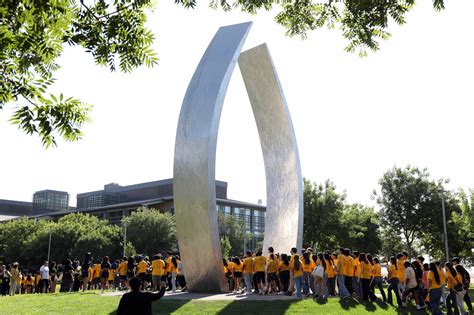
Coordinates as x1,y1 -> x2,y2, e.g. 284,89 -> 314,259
1,0 -> 157,146
1,0 -> 447,146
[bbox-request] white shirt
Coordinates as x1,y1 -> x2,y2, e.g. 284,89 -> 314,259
404,266 -> 417,289
40,265 -> 49,280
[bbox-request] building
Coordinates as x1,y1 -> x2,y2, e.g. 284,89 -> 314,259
34,179 -> 266,250
0,199 -> 33,219
33,190 -> 69,212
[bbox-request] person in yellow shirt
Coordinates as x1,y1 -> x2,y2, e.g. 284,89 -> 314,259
387,256 -> 402,306
93,260 -> 101,290
227,259 -> 235,291
343,249 -> 354,295
242,251 -> 254,294
352,251 -> 361,297
428,262 -> 442,314
232,257 -> 244,293
336,248 -> 350,299
289,254 -> 303,298
278,254 -> 290,293
151,254 -> 166,292
324,253 -> 336,296
396,253 -> 406,295
358,253 -> 372,301
445,262 -> 467,315
301,252 -> 314,296
108,264 -> 116,290
435,261 -> 447,306
266,254 -> 278,294
136,256 -> 149,290
253,250 -> 267,295
166,252 -> 173,291
369,257 -> 386,302
169,256 -> 179,292
313,253 -> 327,298
118,257 -> 129,290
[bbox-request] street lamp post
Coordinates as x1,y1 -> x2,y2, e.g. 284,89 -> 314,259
439,191 -> 449,261
123,223 -> 127,257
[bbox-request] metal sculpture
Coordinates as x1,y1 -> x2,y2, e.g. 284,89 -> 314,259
173,22 -> 303,293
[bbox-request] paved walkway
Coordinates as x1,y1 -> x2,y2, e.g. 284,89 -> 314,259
103,290 -> 302,301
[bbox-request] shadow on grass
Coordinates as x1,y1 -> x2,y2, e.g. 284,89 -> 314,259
216,300 -> 294,315
108,299 -> 190,315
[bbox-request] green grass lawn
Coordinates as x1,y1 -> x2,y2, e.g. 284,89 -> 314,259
0,288 -> 472,315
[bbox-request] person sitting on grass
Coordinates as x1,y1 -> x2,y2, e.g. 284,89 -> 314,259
117,277 -> 165,315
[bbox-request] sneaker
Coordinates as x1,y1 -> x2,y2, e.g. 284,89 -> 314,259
417,305 -> 427,310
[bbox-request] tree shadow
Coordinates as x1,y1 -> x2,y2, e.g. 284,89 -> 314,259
216,300 -> 295,314
108,299 -> 190,315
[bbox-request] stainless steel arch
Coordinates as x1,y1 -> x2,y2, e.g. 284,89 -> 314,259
173,22 -> 303,293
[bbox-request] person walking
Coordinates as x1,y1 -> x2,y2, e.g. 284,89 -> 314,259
428,262 -> 443,315
39,261 -> 50,293
336,248 -> 350,299
369,257 -> 386,302
242,251 -> 254,294
290,254 -> 303,298
387,256 -> 402,307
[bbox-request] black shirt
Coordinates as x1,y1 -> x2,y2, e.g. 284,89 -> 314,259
117,288 -> 165,315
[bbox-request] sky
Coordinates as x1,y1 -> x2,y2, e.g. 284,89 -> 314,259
1,1 -> 473,208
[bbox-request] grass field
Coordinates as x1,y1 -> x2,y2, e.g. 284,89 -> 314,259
0,288 -> 472,315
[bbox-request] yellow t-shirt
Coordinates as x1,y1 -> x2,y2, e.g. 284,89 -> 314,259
267,259 -> 277,273
227,262 -> 234,275
397,260 -> 405,282
360,262 -> 372,279
254,256 -> 267,272
337,255 -> 345,274
372,264 -> 382,277
325,259 -> 335,278
446,271 -> 463,290
233,262 -> 244,273
93,264 -> 101,279
172,260 -> 179,273
344,256 -> 354,277
290,260 -> 304,277
302,260 -> 315,273
354,258 -> 361,277
389,265 -> 398,279
438,267 -> 446,285
243,257 -> 253,273
137,261 -> 148,274
279,261 -> 290,272
166,257 -> 173,272
108,269 -> 115,281
119,261 -> 128,276
152,259 -> 165,276
428,270 -> 441,289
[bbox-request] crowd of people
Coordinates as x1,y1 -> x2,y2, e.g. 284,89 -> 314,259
0,247 -> 472,315
222,247 -> 472,314
0,252 -> 185,296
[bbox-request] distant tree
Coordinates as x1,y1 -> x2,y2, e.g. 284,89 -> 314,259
0,217 -> 49,264
122,207 -> 177,255
452,189 -> 474,263
339,204 -> 382,254
375,165 -> 449,257
303,178 -> 345,251
217,212 -> 246,256
220,236 -> 232,259
379,226 -> 404,258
